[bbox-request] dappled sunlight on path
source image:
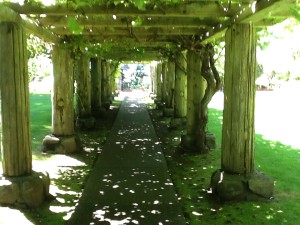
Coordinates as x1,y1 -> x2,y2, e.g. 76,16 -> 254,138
68,91 -> 185,224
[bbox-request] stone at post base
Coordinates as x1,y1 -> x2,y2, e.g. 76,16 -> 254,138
76,116 -> 96,130
0,171 -> 51,208
210,169 -> 274,201
42,134 -> 81,154
163,107 -> 174,117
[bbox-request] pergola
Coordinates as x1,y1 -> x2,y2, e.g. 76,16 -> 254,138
0,0 -> 298,207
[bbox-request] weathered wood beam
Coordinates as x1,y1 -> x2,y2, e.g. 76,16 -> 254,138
201,0 -> 297,44
238,0 -> 296,24
5,2 -> 244,17
53,27 -> 205,36
0,5 -> 59,43
88,39 -> 176,48
38,16 -> 223,28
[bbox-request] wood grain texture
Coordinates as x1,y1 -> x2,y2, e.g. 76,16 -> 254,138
52,45 -> 75,136
165,60 -> 175,108
76,54 -> 92,118
174,50 -> 187,118
186,49 -> 205,137
0,22 -> 31,176
221,24 -> 256,174
156,63 -> 162,101
91,58 -> 102,112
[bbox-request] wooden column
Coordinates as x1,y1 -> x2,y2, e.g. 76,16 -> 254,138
52,45 -> 75,136
0,22 -> 31,176
222,24 -> 256,174
101,60 -> 108,104
150,64 -> 157,94
174,50 -> 187,118
182,49 -> 205,152
76,53 -> 92,118
156,63 -> 163,101
107,62 -> 114,103
161,61 -> 167,104
91,58 -> 102,115
211,24 -> 273,201
165,60 -> 175,108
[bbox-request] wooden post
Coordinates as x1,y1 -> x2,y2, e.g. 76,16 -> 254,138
161,61 -> 167,104
91,58 -> 102,115
150,64 -> 157,95
222,24 -> 256,174
156,63 -> 163,103
211,24 -> 273,201
41,44 -> 81,153
76,53 -> 92,118
182,49 -> 206,152
174,50 -> 187,118
0,22 -> 31,176
52,45 -> 75,136
101,60 -> 108,104
107,62 -> 114,103
165,60 -> 175,108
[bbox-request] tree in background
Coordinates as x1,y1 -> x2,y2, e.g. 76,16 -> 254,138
27,34 -> 52,82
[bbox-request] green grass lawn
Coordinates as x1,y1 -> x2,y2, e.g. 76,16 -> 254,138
151,91 -> 300,225
30,94 -> 52,154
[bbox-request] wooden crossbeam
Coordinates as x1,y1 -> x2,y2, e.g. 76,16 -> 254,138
201,0 -> 297,44
0,5 -> 59,43
53,27 -> 206,36
38,16 -> 224,28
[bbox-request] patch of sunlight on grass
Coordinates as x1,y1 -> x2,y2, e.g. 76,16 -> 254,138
0,207 -> 34,225
33,155 -> 86,178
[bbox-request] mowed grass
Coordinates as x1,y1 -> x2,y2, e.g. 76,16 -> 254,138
151,90 -> 300,225
30,94 -> 52,154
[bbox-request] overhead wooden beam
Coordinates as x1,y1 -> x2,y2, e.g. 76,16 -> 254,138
38,16 -> 223,28
201,0 -> 297,44
102,50 -> 163,61
5,2 -> 244,17
238,0 -> 297,24
0,5 -> 59,43
53,27 -> 205,36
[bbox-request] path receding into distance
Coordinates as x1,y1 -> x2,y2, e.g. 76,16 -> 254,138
68,92 -> 186,225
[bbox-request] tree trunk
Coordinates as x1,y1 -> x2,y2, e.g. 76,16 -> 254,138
76,53 -> 92,118
165,60 -> 175,108
222,24 -> 256,174
91,58 -> 102,114
52,45 -> 75,136
0,22 -> 32,176
174,50 -> 187,118
197,45 -> 222,152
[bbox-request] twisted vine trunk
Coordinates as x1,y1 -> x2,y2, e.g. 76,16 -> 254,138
197,45 -> 222,152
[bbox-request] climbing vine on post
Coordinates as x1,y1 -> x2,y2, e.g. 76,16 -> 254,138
197,44 -> 222,152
